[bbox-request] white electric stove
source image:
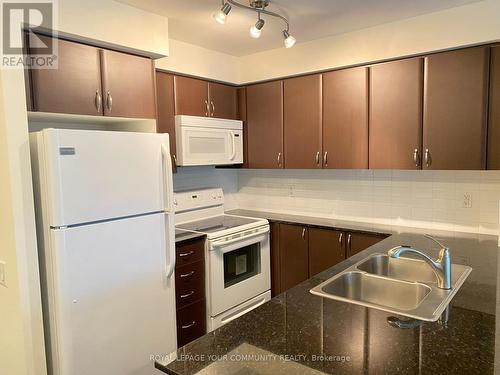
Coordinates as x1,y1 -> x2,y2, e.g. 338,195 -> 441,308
174,188 -> 271,331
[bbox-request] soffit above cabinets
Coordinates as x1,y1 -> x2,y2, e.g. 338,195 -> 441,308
116,0 -> 481,56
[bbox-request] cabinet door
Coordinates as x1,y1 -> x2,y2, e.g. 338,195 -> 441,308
30,36 -> 102,115
100,50 -> 155,118
284,75 -> 323,169
237,87 -> 249,168
270,222 -> 281,297
156,71 -> 177,172
174,76 -> 209,117
246,81 -> 284,168
347,232 -> 386,258
308,228 -> 345,277
279,224 -> 309,291
488,47 -> 500,169
423,47 -> 489,170
369,58 -> 423,169
323,67 -> 368,169
208,82 -> 238,119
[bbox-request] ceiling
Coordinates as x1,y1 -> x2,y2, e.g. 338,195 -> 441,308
117,0 -> 482,56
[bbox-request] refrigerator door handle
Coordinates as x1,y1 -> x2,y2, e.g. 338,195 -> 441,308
161,144 -> 174,213
161,144 -> 176,278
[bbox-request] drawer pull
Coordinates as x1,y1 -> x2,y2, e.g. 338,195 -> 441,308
179,251 -> 195,257
180,290 -> 195,299
181,321 -> 196,329
180,271 -> 195,278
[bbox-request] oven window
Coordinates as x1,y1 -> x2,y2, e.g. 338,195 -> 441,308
223,243 -> 261,288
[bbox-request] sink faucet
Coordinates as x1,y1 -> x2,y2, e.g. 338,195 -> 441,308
388,234 -> 451,289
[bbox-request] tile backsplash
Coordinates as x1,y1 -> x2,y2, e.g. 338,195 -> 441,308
237,169 -> 500,235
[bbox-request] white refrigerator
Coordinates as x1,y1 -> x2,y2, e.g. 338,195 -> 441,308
30,129 -> 177,375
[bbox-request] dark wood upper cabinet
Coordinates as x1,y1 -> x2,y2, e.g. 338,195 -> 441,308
100,50 -> 155,119
279,224 -> 309,292
246,81 -> 284,169
284,74 -> 323,169
369,58 -> 424,169
237,87 -> 249,168
156,71 -> 177,172
423,47 -> 489,170
347,232 -> 386,258
488,46 -> 500,169
208,82 -> 238,119
30,36 -> 102,116
323,67 -> 368,169
308,228 -> 345,277
174,76 -> 209,117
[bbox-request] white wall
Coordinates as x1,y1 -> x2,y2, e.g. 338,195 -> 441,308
155,39 -> 240,83
173,167 -> 239,210
236,170 -> 500,235
230,0 -> 500,83
58,0 -> 169,57
0,69 -> 47,375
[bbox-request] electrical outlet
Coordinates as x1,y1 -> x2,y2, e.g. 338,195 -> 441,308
462,193 -> 472,208
0,261 -> 6,288
288,185 -> 295,197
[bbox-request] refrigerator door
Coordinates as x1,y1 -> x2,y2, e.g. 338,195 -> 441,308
32,129 -> 172,227
43,213 -> 176,375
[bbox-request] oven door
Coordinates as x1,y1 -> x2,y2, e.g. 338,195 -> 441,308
208,226 -> 270,316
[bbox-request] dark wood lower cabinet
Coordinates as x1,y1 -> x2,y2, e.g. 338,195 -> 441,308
175,238 -> 206,347
271,222 -> 387,295
308,228 -> 344,277
346,231 -> 387,258
176,299 -> 206,348
279,224 -> 309,292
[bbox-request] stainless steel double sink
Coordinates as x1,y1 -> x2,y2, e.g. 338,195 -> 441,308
310,253 -> 472,321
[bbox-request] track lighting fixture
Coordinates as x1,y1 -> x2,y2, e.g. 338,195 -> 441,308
213,0 -> 296,48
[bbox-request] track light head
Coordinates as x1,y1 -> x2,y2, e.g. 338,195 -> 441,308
213,2 -> 232,25
283,30 -> 296,48
250,17 -> 265,38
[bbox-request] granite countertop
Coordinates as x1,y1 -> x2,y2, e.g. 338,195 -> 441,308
159,212 -> 499,375
175,229 -> 206,243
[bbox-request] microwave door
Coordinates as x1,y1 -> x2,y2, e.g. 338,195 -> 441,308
176,126 -> 243,166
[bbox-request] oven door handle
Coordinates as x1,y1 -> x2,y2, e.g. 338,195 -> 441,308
220,296 -> 268,325
210,227 -> 269,251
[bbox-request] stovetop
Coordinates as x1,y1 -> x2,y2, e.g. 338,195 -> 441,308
176,214 -> 265,235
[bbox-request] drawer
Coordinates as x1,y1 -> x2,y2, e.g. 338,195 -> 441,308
176,238 -> 204,267
175,261 -> 205,308
176,299 -> 206,347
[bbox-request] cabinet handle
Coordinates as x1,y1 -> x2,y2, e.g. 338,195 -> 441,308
180,270 -> 195,278
338,232 -> 343,246
95,91 -> 102,112
181,321 -> 196,329
347,234 -> 352,252
180,290 -> 195,299
316,151 -> 320,166
179,250 -> 195,257
172,154 -> 177,167
323,151 -> 328,167
424,149 -> 431,168
106,91 -> 113,112
204,100 -> 209,116
301,228 -> 306,239
211,101 -> 215,117
413,149 -> 420,167
277,152 -> 282,167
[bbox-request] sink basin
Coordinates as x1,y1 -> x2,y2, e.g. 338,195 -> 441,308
310,253 -> 472,321
321,271 -> 431,311
357,254 -> 438,284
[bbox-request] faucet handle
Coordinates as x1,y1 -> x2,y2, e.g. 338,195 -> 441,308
424,234 -> 448,251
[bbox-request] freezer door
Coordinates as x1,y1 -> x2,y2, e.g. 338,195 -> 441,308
32,129 -> 172,227
42,213 -> 176,375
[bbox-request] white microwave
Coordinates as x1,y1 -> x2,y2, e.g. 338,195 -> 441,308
175,115 -> 244,166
